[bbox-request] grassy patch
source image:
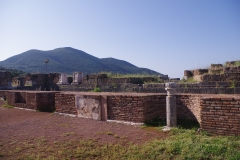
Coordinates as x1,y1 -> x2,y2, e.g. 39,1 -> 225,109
100,72 -> 158,78
1,121 -> 240,159
91,87 -> 101,92
2,101 -> 14,108
180,77 -> 198,83
2,133 -> 240,160
234,61 -> 240,66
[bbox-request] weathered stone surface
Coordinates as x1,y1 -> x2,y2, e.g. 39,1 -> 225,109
71,72 -> 83,85
57,73 -> 69,85
75,95 -> 101,120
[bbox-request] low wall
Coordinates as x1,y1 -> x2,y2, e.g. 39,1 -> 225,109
0,90 -> 57,111
55,93 -> 76,114
202,73 -> 240,82
200,95 -> 240,135
1,90 -> 240,136
82,75 -> 156,85
57,82 -> 240,94
54,92 -> 200,123
176,95 -> 201,122
55,92 -> 107,120
107,94 -> 166,123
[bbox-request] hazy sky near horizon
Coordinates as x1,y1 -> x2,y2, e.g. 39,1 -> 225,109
0,0 -> 240,78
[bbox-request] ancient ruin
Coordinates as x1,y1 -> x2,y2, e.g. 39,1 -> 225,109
0,60 -> 240,136
184,61 -> 240,82
0,71 -> 12,89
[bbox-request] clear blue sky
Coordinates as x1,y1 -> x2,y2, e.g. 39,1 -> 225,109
0,0 -> 239,78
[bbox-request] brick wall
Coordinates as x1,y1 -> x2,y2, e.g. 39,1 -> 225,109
36,92 -> 56,112
176,95 -> 201,122
200,96 -> 240,135
0,90 -> 57,111
107,94 -> 203,123
107,95 -> 166,123
1,90 -> 240,135
55,93 -> 77,114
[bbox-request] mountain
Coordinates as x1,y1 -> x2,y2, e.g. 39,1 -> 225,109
0,47 -> 161,75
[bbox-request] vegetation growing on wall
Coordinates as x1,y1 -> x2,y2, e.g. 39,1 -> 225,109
180,77 -> 198,83
91,87 -> 102,92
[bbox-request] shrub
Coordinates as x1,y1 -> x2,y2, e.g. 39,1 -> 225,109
91,87 -> 101,92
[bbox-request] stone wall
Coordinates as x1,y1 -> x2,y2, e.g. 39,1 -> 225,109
12,73 -> 60,91
184,61 -> 240,82
57,81 -> 240,94
202,73 -> 240,82
83,77 -> 157,85
76,95 -> 101,120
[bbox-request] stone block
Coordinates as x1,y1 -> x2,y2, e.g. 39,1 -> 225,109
71,72 -> 83,85
57,73 -> 69,85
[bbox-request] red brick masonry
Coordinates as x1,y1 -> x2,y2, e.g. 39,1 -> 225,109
0,90 -> 239,135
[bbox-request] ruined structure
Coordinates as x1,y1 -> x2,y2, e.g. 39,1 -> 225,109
184,61 -> 240,82
57,73 -> 69,85
71,72 -> 83,85
0,90 -> 239,136
12,73 -> 59,90
1,60 -> 240,136
0,72 -> 12,89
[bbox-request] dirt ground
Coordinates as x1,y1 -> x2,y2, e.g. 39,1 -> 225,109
0,104 -> 168,159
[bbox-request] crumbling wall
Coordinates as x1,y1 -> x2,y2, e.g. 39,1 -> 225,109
82,74 -> 157,85
184,61 -> 240,82
202,73 -> 240,82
